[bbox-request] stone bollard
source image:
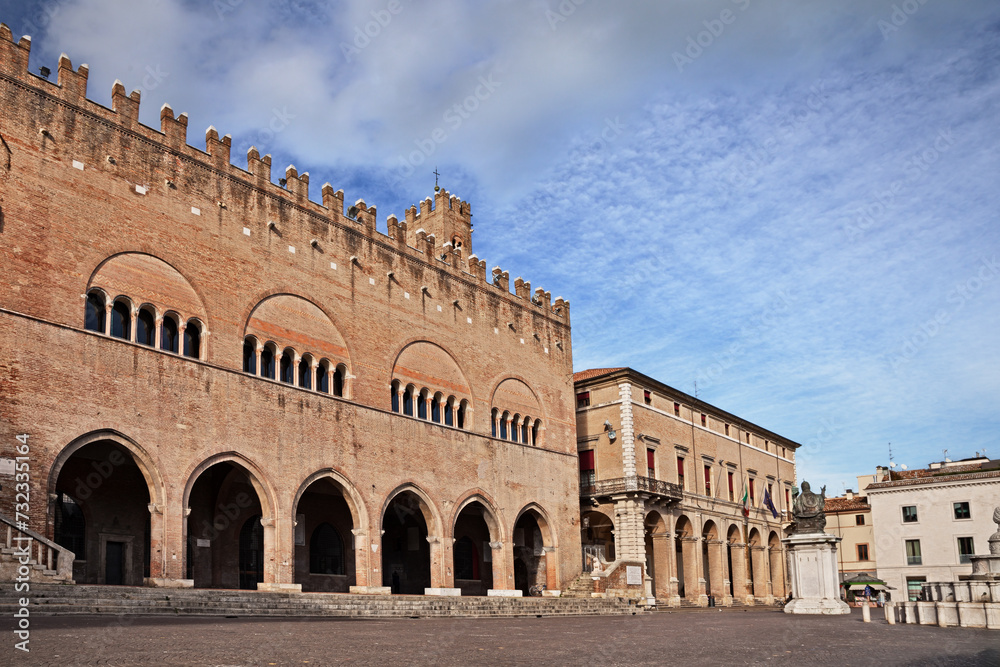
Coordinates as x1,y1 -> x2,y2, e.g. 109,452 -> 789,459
862,602 -> 871,622
885,602 -> 895,625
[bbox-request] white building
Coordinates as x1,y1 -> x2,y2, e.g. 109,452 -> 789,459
864,455 -> 1000,601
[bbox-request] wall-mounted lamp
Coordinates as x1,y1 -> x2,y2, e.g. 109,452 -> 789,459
604,420 -> 617,442
310,239 -> 319,249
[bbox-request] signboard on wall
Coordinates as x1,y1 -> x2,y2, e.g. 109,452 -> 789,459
626,565 -> 642,585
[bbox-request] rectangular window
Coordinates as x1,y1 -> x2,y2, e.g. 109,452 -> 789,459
677,457 -> 685,489
764,440 -> 769,452
746,432 -> 751,443
704,465 -> 712,496
579,450 -> 595,488
857,544 -> 870,561
724,424 -> 729,436
700,413 -> 707,426
906,539 -> 922,565
728,472 -> 735,501
781,447 -> 786,458
673,402 -> 680,416
902,506 -> 918,523
643,389 -> 651,405
576,392 -> 590,408
767,483 -> 773,505
953,502 -> 971,520
855,514 -> 865,526
958,537 -> 975,564
647,449 -> 656,478
785,488 -> 790,509
749,479 -> 756,505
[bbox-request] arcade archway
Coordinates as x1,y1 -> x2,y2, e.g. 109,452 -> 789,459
382,490 -> 434,594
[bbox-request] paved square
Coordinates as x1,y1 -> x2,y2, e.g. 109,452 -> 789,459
6,609 -> 998,666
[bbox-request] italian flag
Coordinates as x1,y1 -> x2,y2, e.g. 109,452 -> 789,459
740,480 -> 750,517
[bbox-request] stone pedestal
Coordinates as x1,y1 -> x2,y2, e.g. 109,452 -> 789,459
782,533 -> 850,615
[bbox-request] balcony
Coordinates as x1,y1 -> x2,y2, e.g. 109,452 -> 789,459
580,476 -> 683,502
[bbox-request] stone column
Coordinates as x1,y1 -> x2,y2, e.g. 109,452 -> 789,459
751,545 -> 767,600
103,303 -> 112,335
543,545 -> 559,592
706,539 -> 726,601
613,497 -> 647,562
129,307 -> 137,342
650,533 -> 672,600
681,537 -> 705,605
729,541 -> 750,604
154,316 -> 163,349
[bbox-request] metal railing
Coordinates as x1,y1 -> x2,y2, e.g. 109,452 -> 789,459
580,476 -> 683,501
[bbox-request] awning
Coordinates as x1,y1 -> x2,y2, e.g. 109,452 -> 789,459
848,584 -> 892,591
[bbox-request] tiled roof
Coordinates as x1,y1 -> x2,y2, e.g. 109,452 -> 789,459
824,497 -> 870,513
573,368 -> 626,383
866,460 -> 1000,490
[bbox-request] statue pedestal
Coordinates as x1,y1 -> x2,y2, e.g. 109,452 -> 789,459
782,532 -> 850,615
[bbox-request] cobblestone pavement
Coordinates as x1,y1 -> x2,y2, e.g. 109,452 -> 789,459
5,609 -> 998,666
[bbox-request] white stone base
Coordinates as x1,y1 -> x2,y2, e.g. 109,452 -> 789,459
541,589 -> 561,597
782,532 -> 850,615
256,582 -> 302,593
143,578 -> 194,588
424,587 -> 461,596
487,589 -> 523,597
785,597 -> 851,615
349,586 -> 391,595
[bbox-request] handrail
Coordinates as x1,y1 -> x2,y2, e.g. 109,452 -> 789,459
0,513 -> 75,581
580,476 -> 683,500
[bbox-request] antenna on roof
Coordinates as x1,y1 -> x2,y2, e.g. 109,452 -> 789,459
693,380 -> 698,399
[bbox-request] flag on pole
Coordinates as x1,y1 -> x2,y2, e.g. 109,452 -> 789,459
740,479 -> 750,517
763,488 -> 779,519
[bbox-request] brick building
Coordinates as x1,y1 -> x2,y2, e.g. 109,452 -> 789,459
0,25 -> 581,596
824,486 -> 877,583
574,368 -> 799,606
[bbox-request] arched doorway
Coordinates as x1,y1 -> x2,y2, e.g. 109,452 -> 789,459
512,507 -> 555,595
185,460 -> 269,589
293,475 -> 359,592
453,500 -> 501,596
747,527 -> 762,601
674,515 -> 694,601
382,490 -> 433,594
768,531 -> 785,599
581,510 -> 614,571
51,438 -> 154,585
726,524 -> 746,602
645,511 -> 670,601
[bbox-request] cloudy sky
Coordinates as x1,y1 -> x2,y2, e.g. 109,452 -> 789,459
3,0 -> 998,494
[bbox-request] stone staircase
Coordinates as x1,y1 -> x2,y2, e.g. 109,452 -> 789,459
0,514 -> 75,585
0,583 -> 647,618
561,573 -> 597,598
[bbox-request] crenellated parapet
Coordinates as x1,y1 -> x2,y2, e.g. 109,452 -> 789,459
0,24 -> 569,326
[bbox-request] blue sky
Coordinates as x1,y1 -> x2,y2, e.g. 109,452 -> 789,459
3,0 -> 998,494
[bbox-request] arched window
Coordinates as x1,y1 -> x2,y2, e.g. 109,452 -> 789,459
85,291 -> 106,333
533,419 -> 542,446
458,400 -> 468,430
511,414 -> 521,442
279,349 -> 294,384
110,299 -> 131,340
491,408 -> 499,438
417,389 -> 428,420
521,417 -> 530,444
391,380 -> 400,411
184,320 -> 201,358
309,523 -> 344,575
454,536 -> 477,580
333,364 -> 345,397
53,492 -> 85,560
444,396 -> 455,427
260,344 -> 276,379
318,362 -> 331,394
243,337 -> 257,374
298,356 -> 312,389
160,315 -> 179,353
136,307 -> 155,347
431,392 -> 443,423
403,385 -> 414,416
499,411 -> 509,440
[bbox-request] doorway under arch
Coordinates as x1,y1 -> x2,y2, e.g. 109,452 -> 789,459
382,491 -> 433,594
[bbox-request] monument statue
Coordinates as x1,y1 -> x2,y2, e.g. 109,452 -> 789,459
991,506 -> 1000,556
790,481 -> 826,534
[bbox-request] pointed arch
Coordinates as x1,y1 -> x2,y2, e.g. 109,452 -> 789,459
47,430 -> 165,507
292,468 -> 369,533
182,452 -> 278,522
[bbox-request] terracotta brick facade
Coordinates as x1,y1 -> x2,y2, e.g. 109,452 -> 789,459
0,25 -> 579,595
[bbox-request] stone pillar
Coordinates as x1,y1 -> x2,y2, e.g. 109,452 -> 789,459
681,537 -> 705,605
729,541 -> 750,604
782,533 -> 850,615
154,316 -> 163,349
103,303 -> 112,335
650,533 -> 672,600
543,545 -> 559,591
129,308 -> 137,342
613,497 -> 647,562
751,545 -> 767,600
706,539 -> 726,602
